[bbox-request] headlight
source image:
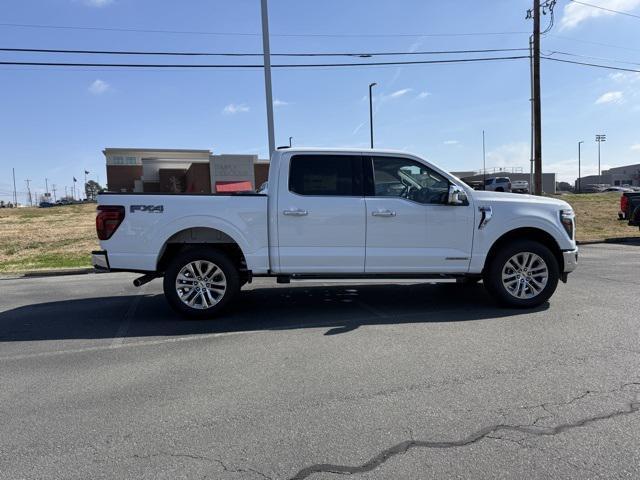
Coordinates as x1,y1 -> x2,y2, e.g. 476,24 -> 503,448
560,209 -> 575,240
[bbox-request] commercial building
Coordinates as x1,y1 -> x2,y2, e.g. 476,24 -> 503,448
575,163 -> 640,191
104,148 -> 270,194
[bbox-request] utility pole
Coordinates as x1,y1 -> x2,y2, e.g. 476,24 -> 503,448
532,0 -> 542,195
25,179 -> 32,206
52,184 -> 57,202
369,82 -> 377,149
12,168 -> 18,205
65,186 -> 68,198
45,178 -> 49,195
261,0 -> 275,159
596,134 -> 606,185
482,130 -> 486,190
577,141 -> 584,193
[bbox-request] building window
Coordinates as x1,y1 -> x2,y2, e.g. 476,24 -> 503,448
126,156 -> 137,164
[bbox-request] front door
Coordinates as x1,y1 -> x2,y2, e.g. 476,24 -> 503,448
277,153 -> 366,273
364,155 -> 474,273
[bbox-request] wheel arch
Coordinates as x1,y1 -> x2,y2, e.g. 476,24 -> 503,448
483,227 -> 564,274
156,226 -> 248,275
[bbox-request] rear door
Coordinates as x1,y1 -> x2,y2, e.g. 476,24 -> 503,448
276,153 -> 366,273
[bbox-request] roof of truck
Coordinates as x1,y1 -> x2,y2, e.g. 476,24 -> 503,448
274,147 -> 421,156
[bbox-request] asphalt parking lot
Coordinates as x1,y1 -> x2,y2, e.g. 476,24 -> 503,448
1,243 -> 639,479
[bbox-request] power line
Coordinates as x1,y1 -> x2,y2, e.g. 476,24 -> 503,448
0,46 -> 530,57
0,22 -> 529,38
543,56 -> 640,73
546,34 -> 640,53
0,55 -> 530,69
569,0 -> 640,19
544,49 -> 640,67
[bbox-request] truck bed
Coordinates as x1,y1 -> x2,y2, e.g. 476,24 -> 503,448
97,192 -> 270,273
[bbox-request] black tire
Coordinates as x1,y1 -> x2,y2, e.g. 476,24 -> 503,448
483,240 -> 559,308
495,187 -> 504,192
163,248 -> 240,319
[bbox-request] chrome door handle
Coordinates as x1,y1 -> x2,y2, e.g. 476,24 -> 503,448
283,208 -> 308,216
372,209 -> 396,217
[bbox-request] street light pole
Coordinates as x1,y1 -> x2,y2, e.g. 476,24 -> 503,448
482,130 -> 486,190
369,82 -> 377,149
261,0 -> 275,159
577,141 -> 583,193
595,134 -> 606,186
289,136 -> 293,147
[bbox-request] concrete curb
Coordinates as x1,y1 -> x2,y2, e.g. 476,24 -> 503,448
8,268 -> 98,279
577,237 -> 640,246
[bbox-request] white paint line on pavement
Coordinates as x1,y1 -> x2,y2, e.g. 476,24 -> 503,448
0,330 -> 257,362
0,305 -> 487,362
110,285 -> 146,348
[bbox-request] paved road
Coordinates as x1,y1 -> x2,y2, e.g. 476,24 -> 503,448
1,244 -> 639,479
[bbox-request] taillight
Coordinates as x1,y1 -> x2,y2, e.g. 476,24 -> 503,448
621,195 -> 629,213
96,205 -> 125,240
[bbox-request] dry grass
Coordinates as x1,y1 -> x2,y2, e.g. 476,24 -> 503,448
0,192 -> 637,273
554,192 -> 639,242
0,203 -> 98,273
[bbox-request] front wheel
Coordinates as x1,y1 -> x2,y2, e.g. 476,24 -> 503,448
484,240 -> 559,308
163,248 -> 240,319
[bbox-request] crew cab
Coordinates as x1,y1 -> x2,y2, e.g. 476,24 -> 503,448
93,148 -> 578,318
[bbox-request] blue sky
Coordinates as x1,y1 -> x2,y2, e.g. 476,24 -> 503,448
1,0 -> 640,203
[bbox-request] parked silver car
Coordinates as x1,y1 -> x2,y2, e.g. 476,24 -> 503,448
484,177 -> 512,192
512,180 -> 529,193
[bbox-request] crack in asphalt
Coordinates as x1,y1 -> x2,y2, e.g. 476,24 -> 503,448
288,383 -> 640,480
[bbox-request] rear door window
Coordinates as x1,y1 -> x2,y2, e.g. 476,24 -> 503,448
289,155 -> 363,196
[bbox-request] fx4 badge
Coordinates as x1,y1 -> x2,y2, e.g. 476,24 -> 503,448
130,205 -> 164,213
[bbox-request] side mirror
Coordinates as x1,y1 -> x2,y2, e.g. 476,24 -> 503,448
448,185 -> 467,205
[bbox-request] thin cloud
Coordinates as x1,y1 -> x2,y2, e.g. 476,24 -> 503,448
82,0 -> 114,6
88,79 -> 110,95
560,0 -> 640,30
631,144 -> 640,151
352,121 -> 366,136
389,88 -> 412,98
417,91 -> 431,99
223,103 -> 250,114
443,140 -> 459,145
595,91 -> 624,105
273,99 -> 289,107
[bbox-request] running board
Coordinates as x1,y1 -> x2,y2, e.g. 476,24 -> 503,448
273,273 -> 475,282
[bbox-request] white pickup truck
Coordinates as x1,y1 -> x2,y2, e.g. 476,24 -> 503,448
93,148 -> 578,318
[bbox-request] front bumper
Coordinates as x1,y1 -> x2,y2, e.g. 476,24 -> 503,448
91,250 -> 110,271
562,247 -> 579,273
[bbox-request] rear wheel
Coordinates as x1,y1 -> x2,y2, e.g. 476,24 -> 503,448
484,240 -> 559,308
163,248 -> 240,319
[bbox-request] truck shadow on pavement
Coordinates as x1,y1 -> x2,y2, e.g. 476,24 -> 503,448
0,281 -> 549,343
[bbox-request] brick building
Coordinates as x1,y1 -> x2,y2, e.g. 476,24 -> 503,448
104,148 -> 270,194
